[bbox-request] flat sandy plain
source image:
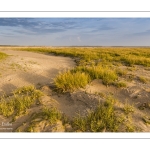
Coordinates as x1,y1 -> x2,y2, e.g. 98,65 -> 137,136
0,47 -> 150,132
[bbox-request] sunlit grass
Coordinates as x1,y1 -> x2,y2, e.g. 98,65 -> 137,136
73,65 -> 118,86
72,96 -> 121,132
114,81 -> 127,88
138,76 -> 149,84
0,86 -> 43,117
54,71 -> 90,92
0,51 -> 7,60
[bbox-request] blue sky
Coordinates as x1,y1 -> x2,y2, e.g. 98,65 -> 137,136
0,18 -> 150,46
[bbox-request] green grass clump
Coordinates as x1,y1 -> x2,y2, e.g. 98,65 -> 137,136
55,65 -> 118,92
29,107 -> 62,124
26,107 -> 63,132
74,65 -> 118,86
114,81 -> 127,88
0,52 -> 7,60
72,96 -> 121,132
13,86 -> 43,98
0,86 -> 43,117
123,102 -> 134,115
41,107 -> 62,124
138,76 -> 148,84
116,68 -> 128,76
102,71 -> 118,86
54,71 -> 90,92
0,99 -> 14,117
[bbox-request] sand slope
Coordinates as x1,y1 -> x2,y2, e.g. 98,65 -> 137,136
0,50 -> 75,94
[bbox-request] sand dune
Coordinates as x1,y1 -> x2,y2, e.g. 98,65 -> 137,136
0,50 -> 75,94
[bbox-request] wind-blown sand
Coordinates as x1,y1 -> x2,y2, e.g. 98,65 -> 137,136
0,50 -> 75,94
0,49 -> 150,132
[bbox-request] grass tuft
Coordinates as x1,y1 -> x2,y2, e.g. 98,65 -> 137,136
0,86 -> 43,117
123,101 -> 134,115
114,81 -> 127,88
54,71 -> 90,92
138,76 -> 148,84
72,96 -> 121,132
0,52 -> 8,60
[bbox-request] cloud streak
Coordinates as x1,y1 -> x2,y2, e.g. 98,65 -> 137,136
0,18 -> 150,46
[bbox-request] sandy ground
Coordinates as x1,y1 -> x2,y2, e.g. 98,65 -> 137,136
0,49 -> 150,132
0,50 -> 75,94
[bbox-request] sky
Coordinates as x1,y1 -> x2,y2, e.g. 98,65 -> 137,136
0,18 -> 150,46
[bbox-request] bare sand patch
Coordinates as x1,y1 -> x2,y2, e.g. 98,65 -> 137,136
0,50 -> 75,94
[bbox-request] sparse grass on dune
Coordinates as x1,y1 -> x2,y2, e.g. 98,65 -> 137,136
0,86 -> 43,117
0,51 -> 8,60
26,107 -> 63,132
72,96 -> 122,132
25,95 -> 136,132
138,76 -> 149,84
113,81 -> 127,88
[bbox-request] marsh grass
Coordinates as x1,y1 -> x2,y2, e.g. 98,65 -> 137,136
32,107 -> 62,123
138,76 -> 148,84
54,65 -> 118,92
114,81 -> 127,88
26,107 -> 63,132
54,71 -> 90,92
2,47 -> 150,91
3,47 -> 150,66
0,52 -> 7,60
0,86 -> 43,117
116,68 -> 128,76
142,116 -> 150,125
72,96 -> 121,132
73,65 -> 118,86
123,101 -> 134,115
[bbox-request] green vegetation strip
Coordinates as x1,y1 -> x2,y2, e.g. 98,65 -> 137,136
13,47 -> 150,67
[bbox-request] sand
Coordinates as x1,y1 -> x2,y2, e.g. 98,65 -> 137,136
0,49 -> 150,132
0,49 -> 75,94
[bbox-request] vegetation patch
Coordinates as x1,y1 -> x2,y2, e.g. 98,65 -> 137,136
26,107 -> 63,132
72,96 -> 121,132
54,71 -> 90,92
114,81 -> 127,88
73,65 -> 118,86
138,76 -> 148,84
0,86 -> 43,117
123,101 -> 134,115
0,52 -> 8,60
116,68 -> 128,76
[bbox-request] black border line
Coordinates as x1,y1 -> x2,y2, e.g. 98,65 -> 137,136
0,11 -> 150,139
